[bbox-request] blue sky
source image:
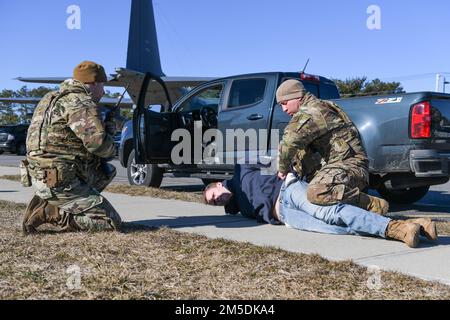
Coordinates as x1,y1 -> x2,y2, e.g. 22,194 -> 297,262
1,0 -> 450,94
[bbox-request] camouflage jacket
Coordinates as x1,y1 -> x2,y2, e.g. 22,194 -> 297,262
278,93 -> 368,178
26,79 -> 115,177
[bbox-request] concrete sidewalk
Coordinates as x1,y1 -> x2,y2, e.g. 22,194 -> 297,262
1,167 -> 449,286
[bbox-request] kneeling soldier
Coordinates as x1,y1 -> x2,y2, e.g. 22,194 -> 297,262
22,61 -> 121,233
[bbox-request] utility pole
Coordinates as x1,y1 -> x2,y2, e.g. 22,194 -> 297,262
435,73 -> 441,92
444,78 -> 450,93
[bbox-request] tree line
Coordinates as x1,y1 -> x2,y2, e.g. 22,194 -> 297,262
0,86 -> 131,125
331,77 -> 404,97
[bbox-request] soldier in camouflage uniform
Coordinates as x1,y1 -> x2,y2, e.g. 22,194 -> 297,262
276,79 -> 389,214
21,61 -> 122,233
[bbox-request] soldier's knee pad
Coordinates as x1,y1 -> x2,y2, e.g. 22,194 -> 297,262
307,184 -> 328,205
307,184 -> 343,206
72,215 -> 117,232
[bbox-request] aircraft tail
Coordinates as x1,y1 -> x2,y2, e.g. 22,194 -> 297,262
126,0 -> 165,76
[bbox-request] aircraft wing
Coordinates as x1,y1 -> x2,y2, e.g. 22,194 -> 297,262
0,96 -> 135,108
17,76 -> 125,88
16,77 -> 69,85
15,68 -> 215,107
0,97 -> 42,104
111,68 -> 216,106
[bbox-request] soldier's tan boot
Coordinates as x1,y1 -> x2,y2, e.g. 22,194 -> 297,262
407,218 -> 438,241
44,203 -> 62,224
22,195 -> 48,234
23,197 -> 62,234
357,192 -> 389,215
385,220 -> 421,248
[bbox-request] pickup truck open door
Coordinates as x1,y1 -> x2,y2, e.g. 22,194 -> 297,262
133,72 -> 178,164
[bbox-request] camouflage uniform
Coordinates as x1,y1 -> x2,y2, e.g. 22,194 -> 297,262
25,79 -> 121,232
278,92 -> 369,206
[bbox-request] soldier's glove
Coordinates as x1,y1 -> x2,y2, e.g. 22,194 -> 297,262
104,111 -> 116,135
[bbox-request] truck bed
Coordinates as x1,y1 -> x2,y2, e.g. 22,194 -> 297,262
332,92 -> 450,177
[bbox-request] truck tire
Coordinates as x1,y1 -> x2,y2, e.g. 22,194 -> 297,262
127,150 -> 163,188
376,184 -> 430,204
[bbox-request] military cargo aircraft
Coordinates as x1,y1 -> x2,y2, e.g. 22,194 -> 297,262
0,0 -> 214,111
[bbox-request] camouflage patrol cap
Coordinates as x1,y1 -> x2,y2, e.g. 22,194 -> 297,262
276,79 -> 306,104
73,61 -> 107,83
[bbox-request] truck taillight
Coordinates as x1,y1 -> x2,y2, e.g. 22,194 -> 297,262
300,72 -> 320,83
410,101 -> 431,139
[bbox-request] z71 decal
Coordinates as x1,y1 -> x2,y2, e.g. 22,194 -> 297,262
375,97 -> 403,104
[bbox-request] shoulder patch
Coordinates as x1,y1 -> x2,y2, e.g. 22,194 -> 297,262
294,113 -> 312,131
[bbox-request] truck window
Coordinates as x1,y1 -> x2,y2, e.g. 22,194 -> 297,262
228,78 -> 267,109
319,83 -> 340,99
177,84 -> 223,113
303,82 -> 319,97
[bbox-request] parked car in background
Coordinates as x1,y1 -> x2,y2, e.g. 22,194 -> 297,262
0,124 -> 29,155
114,131 -> 121,156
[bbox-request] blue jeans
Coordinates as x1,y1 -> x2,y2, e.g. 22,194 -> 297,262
278,179 -> 390,238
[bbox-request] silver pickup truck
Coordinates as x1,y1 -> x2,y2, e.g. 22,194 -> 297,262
119,72 -> 450,204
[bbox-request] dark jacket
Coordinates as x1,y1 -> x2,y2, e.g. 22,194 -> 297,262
224,164 -> 283,224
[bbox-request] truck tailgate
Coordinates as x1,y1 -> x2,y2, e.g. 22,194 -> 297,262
431,98 -> 450,143
408,97 -> 450,177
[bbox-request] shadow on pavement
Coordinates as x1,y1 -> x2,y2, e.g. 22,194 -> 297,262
122,219 -> 450,249
416,236 -> 450,248
389,203 -> 450,215
377,190 -> 450,215
131,214 -> 260,229
160,184 -> 204,193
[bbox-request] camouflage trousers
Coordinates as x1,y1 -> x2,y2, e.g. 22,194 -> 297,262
30,163 -> 121,232
306,163 -> 369,207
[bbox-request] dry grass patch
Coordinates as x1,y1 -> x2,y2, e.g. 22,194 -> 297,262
437,221 -> 450,236
0,175 -> 20,182
1,200 -> 450,300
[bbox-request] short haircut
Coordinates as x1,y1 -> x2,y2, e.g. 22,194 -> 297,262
203,182 -> 221,204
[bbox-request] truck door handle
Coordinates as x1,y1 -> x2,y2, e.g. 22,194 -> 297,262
247,114 -> 264,121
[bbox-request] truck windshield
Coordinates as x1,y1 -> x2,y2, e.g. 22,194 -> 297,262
177,84 -> 223,113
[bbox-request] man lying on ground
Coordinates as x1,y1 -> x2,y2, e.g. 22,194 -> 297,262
203,164 -> 438,248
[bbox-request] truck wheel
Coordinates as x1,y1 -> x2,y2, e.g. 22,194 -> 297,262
376,184 -> 430,204
127,150 -> 163,188
16,143 -> 27,156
